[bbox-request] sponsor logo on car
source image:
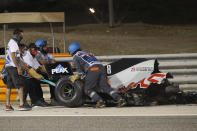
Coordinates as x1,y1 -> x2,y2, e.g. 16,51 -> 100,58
127,73 -> 166,89
131,67 -> 154,72
52,64 -> 69,74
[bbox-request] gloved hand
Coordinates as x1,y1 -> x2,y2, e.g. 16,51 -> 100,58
69,75 -> 80,83
28,68 -> 44,80
40,65 -> 47,73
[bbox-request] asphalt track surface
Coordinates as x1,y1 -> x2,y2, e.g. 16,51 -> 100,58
0,104 -> 197,131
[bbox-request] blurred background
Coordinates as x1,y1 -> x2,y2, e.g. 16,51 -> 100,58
0,0 -> 197,55
0,0 -> 197,25
1,0 -> 197,25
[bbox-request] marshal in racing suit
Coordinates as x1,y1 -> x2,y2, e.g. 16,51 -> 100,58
73,51 -> 125,107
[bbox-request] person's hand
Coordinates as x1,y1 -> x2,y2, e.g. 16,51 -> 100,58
39,60 -> 47,65
51,59 -> 56,64
28,68 -> 44,80
69,75 -> 80,83
40,65 -> 47,73
17,68 -> 22,75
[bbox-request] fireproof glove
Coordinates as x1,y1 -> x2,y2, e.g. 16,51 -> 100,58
28,68 -> 44,80
40,65 -> 47,73
69,75 -> 80,83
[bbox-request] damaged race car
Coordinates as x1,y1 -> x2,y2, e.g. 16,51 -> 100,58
44,58 -> 197,107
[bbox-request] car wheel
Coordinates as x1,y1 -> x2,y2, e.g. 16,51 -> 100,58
55,76 -> 84,107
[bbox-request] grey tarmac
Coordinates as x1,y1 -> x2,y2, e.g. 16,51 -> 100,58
0,104 -> 197,131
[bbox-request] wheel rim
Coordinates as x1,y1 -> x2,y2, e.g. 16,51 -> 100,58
60,83 -> 75,100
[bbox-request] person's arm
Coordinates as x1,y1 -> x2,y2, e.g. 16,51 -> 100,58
73,56 -> 86,80
33,58 -> 41,70
20,60 -> 30,71
21,59 -> 43,80
69,57 -> 83,83
73,57 -> 83,74
51,59 -> 56,64
35,52 -> 47,65
39,60 -> 47,65
10,41 -> 22,75
11,52 -> 22,75
48,54 -> 56,63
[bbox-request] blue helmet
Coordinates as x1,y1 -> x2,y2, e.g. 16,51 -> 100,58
68,43 -> 81,55
35,39 -> 47,51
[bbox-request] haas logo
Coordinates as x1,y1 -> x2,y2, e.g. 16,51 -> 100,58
126,73 -> 166,89
52,64 -> 69,74
118,73 -> 166,94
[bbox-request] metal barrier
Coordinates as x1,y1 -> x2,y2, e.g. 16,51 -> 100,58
0,53 -> 197,101
55,53 -> 197,91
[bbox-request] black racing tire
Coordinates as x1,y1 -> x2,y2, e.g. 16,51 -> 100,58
55,76 -> 84,107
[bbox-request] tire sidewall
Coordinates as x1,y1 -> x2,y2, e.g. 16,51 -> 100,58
55,76 -> 84,107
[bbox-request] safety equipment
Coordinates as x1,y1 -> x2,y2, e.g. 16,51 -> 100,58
35,39 -> 47,51
12,28 -> 23,43
68,43 -> 81,55
27,68 -> 44,80
30,49 -> 38,56
40,65 -> 47,73
69,75 -> 80,83
29,43 -> 38,56
13,34 -> 23,43
29,43 -> 37,49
